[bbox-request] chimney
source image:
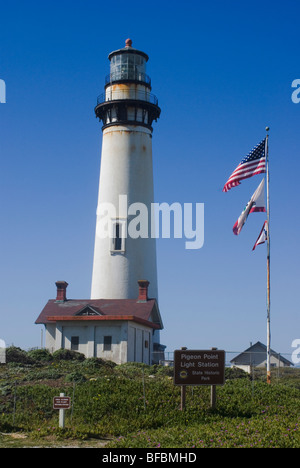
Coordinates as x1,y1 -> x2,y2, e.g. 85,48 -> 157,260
55,281 -> 68,301
137,280 -> 149,302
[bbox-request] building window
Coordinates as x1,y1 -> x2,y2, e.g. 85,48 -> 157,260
111,219 -> 126,253
71,336 -> 79,351
103,336 -> 112,351
114,223 -> 122,251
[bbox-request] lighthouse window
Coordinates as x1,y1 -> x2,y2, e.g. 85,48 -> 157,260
114,223 -> 122,251
111,220 -> 126,253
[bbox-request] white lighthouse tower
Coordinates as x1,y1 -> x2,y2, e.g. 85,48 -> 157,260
36,40 -> 164,364
91,39 -> 161,302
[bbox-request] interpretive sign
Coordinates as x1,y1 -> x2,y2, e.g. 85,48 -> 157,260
174,349 -> 225,386
53,396 -> 71,410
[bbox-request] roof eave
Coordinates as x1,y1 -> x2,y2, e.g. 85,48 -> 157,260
45,314 -> 161,330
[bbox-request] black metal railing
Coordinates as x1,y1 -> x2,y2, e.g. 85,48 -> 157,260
105,71 -> 151,86
96,90 -> 159,107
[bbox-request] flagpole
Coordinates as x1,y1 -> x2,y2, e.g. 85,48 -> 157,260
265,127 -> 271,384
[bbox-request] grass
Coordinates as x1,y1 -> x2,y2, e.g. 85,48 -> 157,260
0,347 -> 299,448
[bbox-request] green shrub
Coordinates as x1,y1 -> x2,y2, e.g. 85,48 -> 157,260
0,382 -> 13,396
80,357 -> 105,368
65,371 -> 87,383
225,367 -> 251,380
5,346 -> 34,365
115,362 -> 173,378
24,369 -> 62,381
52,348 -> 85,361
80,357 -> 116,370
115,362 -> 152,378
154,365 -> 174,377
27,349 -> 53,362
102,359 -> 117,369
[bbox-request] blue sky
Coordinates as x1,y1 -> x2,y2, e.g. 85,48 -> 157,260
1,0 -> 299,361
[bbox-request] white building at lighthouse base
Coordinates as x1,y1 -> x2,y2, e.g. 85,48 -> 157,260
36,281 -> 165,365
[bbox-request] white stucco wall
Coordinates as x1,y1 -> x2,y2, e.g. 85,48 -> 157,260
90,123 -> 158,301
94,323 -> 128,364
45,324 -> 56,353
44,320 -> 154,365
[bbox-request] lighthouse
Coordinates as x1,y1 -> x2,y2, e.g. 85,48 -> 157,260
91,39 -> 161,301
36,40 -> 164,364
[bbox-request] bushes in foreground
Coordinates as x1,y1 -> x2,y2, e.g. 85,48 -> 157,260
0,348 -> 300,448
0,373 -> 299,448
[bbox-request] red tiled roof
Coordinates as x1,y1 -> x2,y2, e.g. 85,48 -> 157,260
35,298 -> 163,330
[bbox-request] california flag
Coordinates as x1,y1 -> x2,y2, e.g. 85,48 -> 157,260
233,178 -> 266,235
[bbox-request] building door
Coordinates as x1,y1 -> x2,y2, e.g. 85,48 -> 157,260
128,326 -> 151,364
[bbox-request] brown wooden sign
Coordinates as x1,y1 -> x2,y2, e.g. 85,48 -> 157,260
174,349 -> 225,386
53,396 -> 71,410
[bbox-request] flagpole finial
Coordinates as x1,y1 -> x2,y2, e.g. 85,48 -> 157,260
265,126 -> 270,133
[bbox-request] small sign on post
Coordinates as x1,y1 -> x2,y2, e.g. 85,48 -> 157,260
53,395 -> 71,410
53,393 -> 71,428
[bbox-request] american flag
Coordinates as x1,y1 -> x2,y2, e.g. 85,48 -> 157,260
223,139 -> 266,192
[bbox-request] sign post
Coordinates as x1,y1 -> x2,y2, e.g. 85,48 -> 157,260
180,347 -> 187,410
174,349 -> 225,409
53,393 -> 71,428
210,347 -> 218,410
